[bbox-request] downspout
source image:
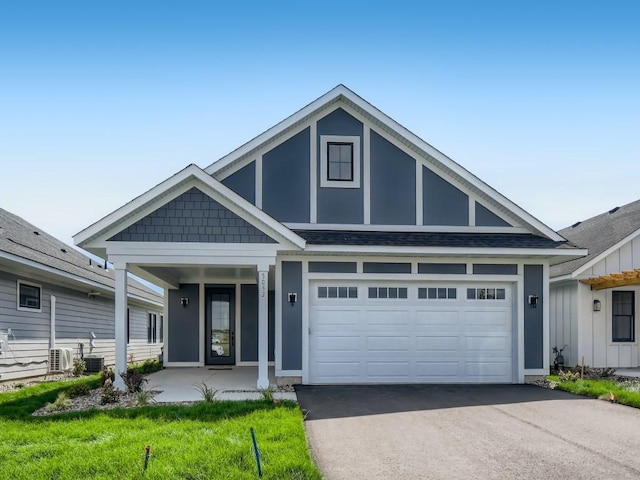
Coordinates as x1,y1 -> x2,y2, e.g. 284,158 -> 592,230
50,295 -> 56,349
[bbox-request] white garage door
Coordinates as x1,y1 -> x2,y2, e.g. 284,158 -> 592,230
309,282 -> 514,384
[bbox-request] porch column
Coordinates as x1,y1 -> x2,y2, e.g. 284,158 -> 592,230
114,263 -> 128,390
257,266 -> 269,389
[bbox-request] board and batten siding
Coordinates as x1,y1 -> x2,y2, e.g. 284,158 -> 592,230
549,282 -> 579,367
0,270 -> 162,381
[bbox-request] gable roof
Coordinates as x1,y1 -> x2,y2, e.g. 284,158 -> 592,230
550,199 -> 640,278
0,207 -> 162,305
74,164 -> 306,254
205,84 -> 565,242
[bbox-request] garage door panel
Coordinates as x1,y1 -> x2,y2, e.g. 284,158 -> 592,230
365,310 -> 410,327
416,310 -> 460,327
366,336 -> 410,351
416,336 -> 459,351
314,309 -> 360,327
314,335 -> 360,352
415,361 -> 460,378
366,362 -> 410,377
464,310 -> 509,328
465,335 -> 510,352
465,362 -> 510,378
314,362 -> 360,379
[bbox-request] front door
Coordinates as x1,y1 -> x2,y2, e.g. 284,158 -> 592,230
205,287 -> 236,365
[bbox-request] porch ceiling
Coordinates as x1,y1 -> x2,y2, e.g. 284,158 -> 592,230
580,268 -> 640,290
138,264 -> 275,288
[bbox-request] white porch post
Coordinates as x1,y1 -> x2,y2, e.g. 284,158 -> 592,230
257,266 -> 269,389
114,263 -> 128,390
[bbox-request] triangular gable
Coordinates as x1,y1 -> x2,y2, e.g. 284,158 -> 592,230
74,164 -> 305,257
204,85 -> 562,241
108,187 -> 277,244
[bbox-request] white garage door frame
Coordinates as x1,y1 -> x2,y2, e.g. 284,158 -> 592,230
306,279 -> 518,384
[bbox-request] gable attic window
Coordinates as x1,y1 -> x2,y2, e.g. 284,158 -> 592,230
17,280 -> 42,312
320,135 -> 361,188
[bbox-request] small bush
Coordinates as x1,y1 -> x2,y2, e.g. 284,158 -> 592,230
72,357 -> 86,377
558,370 -> 582,382
67,383 -> 91,398
194,382 -> 217,403
100,379 -> 120,405
140,359 -> 161,374
100,366 -> 115,386
136,389 -> 156,406
259,385 -> 276,402
120,369 -> 148,393
45,392 -> 71,412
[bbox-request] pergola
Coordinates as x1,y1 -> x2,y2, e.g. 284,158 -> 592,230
580,268 -> 640,290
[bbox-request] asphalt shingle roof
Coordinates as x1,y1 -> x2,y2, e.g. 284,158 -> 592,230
550,199 -> 640,278
294,230 -> 571,249
0,208 -> 162,303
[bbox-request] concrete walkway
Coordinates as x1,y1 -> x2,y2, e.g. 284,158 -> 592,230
297,384 -> 640,480
147,366 -> 297,402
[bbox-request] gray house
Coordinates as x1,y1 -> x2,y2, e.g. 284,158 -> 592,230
0,207 -> 163,382
74,85 -> 585,388
550,199 -> 640,369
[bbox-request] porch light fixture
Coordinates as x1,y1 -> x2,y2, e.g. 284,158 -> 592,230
593,299 -> 601,312
528,295 -> 539,308
180,297 -> 189,308
288,292 -> 298,306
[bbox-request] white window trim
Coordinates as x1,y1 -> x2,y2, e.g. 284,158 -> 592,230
17,280 -> 42,312
147,311 -> 158,344
320,135 -> 361,188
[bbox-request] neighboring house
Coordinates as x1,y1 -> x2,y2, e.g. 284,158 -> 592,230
550,200 -> 640,369
0,208 -> 164,382
74,85 -> 585,388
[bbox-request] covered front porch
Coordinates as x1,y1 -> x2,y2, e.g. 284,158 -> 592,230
146,366 -> 297,402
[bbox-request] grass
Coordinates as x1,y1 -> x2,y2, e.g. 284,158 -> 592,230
548,374 -> 640,409
0,376 -> 321,480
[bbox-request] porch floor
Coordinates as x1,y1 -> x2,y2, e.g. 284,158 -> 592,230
146,366 -> 297,402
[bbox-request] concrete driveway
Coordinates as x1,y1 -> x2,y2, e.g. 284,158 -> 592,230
296,384 -> 640,480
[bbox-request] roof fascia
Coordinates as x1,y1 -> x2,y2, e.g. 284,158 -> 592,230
302,245 -> 588,257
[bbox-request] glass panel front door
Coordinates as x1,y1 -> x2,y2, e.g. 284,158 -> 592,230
205,287 -> 235,365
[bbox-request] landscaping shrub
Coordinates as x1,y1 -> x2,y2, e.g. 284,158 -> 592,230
45,392 -> 71,412
72,357 -> 86,377
100,366 -> 115,386
120,369 -> 147,393
100,379 -> 120,404
67,383 -> 91,398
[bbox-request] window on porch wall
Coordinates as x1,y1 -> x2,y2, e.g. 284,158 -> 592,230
612,291 -> 635,342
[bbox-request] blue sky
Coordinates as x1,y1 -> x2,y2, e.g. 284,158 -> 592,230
1,1 -> 638,247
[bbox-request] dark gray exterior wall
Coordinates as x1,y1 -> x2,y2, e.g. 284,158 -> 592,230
317,108 -> 364,224
476,202 -> 511,227
308,262 -> 357,273
240,285 -> 275,362
363,262 -> 412,274
168,284 -> 199,362
0,270 -> 160,342
418,263 -> 467,274
221,161 -> 256,204
109,187 -> 276,243
423,166 -> 469,226
281,261 -> 302,370
524,265 -> 544,369
263,128 -> 310,223
369,130 -> 416,225
473,264 -> 518,275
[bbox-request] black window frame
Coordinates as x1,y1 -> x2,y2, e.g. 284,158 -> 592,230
147,312 -> 157,344
18,281 -> 41,310
327,142 -> 354,182
612,291 -> 635,343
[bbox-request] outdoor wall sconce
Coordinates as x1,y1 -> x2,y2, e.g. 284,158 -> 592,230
593,299 -> 602,312
180,297 -> 189,308
288,292 -> 298,306
528,295 -> 539,308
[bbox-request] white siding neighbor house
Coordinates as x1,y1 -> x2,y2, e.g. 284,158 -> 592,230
550,200 -> 640,369
0,208 -> 164,382
74,85 -> 586,389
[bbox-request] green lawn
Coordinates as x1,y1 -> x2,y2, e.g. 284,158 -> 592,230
549,374 -> 640,409
0,377 -> 321,480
